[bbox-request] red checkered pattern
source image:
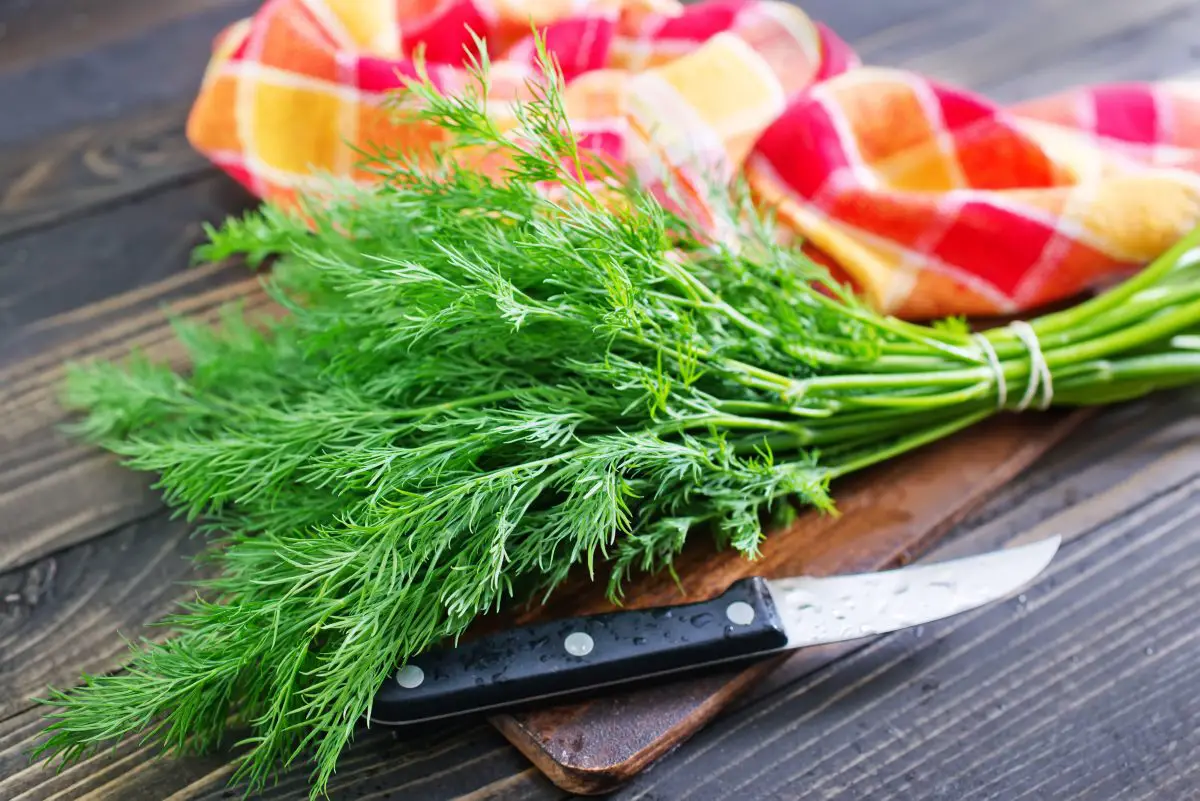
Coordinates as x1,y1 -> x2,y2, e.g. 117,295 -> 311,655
187,0 -> 1200,318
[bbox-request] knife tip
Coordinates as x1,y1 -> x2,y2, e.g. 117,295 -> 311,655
1011,534 -> 1062,585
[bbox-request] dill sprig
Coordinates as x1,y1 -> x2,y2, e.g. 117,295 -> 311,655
35,36 -> 1200,797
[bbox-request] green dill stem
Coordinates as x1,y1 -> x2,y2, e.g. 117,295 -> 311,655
1075,351 -> 1200,380
802,406 -> 973,445
855,354 -> 975,372
730,432 -> 805,455
798,282 -> 976,353
718,357 -> 798,392
804,404 -> 953,427
1049,353 -> 1200,402
1042,297 -> 1200,366
978,285 -> 1200,365
613,330 -> 798,395
793,293 -> 1200,405
657,263 -> 777,341
790,367 -> 990,394
998,286 -> 1200,356
728,403 -> 987,452
834,383 -> 993,408
713,399 -> 793,415
714,399 -> 834,418
661,414 -> 809,436
824,408 -> 993,478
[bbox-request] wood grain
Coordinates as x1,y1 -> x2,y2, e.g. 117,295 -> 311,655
618,400 -> 1200,800
0,276 -> 268,575
835,0 -> 1200,94
0,0 -> 255,77
0,176 -> 256,365
0,176 -> 262,573
0,513 -> 209,721
0,1 -> 254,149
0,3 -> 257,573
0,709 -> 554,801
2,0 -> 1200,798
0,100 -> 212,241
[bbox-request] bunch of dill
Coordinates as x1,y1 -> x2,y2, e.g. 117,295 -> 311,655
36,42 -> 1200,797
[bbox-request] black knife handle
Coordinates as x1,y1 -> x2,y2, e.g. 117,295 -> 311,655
370,577 -> 788,725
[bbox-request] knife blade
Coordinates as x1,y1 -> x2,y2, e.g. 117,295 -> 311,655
370,535 -> 1060,725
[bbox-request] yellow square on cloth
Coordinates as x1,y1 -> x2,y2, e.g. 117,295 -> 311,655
251,78 -> 348,176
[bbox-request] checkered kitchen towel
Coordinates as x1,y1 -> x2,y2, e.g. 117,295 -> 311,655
186,0 -> 1200,319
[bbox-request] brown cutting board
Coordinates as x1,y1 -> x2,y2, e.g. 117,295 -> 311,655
484,410 -> 1086,794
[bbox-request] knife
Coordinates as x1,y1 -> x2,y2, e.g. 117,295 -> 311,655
371,535 -> 1060,725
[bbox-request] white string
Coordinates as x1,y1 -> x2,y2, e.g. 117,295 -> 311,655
974,322 -> 1053,411
972,332 -> 1006,410
1010,320 -> 1054,411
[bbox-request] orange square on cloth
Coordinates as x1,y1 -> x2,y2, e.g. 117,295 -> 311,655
187,73 -> 243,154
828,74 -> 941,173
258,10 -> 343,83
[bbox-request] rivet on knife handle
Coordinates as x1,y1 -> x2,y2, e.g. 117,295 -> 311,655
370,577 -> 789,725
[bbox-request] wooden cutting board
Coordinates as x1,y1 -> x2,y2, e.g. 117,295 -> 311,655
482,410 -> 1086,794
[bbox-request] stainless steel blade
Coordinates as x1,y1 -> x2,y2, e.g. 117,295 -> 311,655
766,536 -> 1061,648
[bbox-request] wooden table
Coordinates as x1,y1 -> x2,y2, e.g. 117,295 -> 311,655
2,1 -> 1199,799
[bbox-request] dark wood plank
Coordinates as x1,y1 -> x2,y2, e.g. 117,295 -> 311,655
0,702 -> 562,801
0,176 -> 255,362
0,0 -> 262,575
0,179 -> 260,574
0,100 -> 213,242
0,513 -> 209,722
0,706 -> 238,801
613,391 -> 1200,801
984,0 -> 1200,101
0,0 -> 254,77
841,0 -> 1200,94
0,0 -> 256,148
